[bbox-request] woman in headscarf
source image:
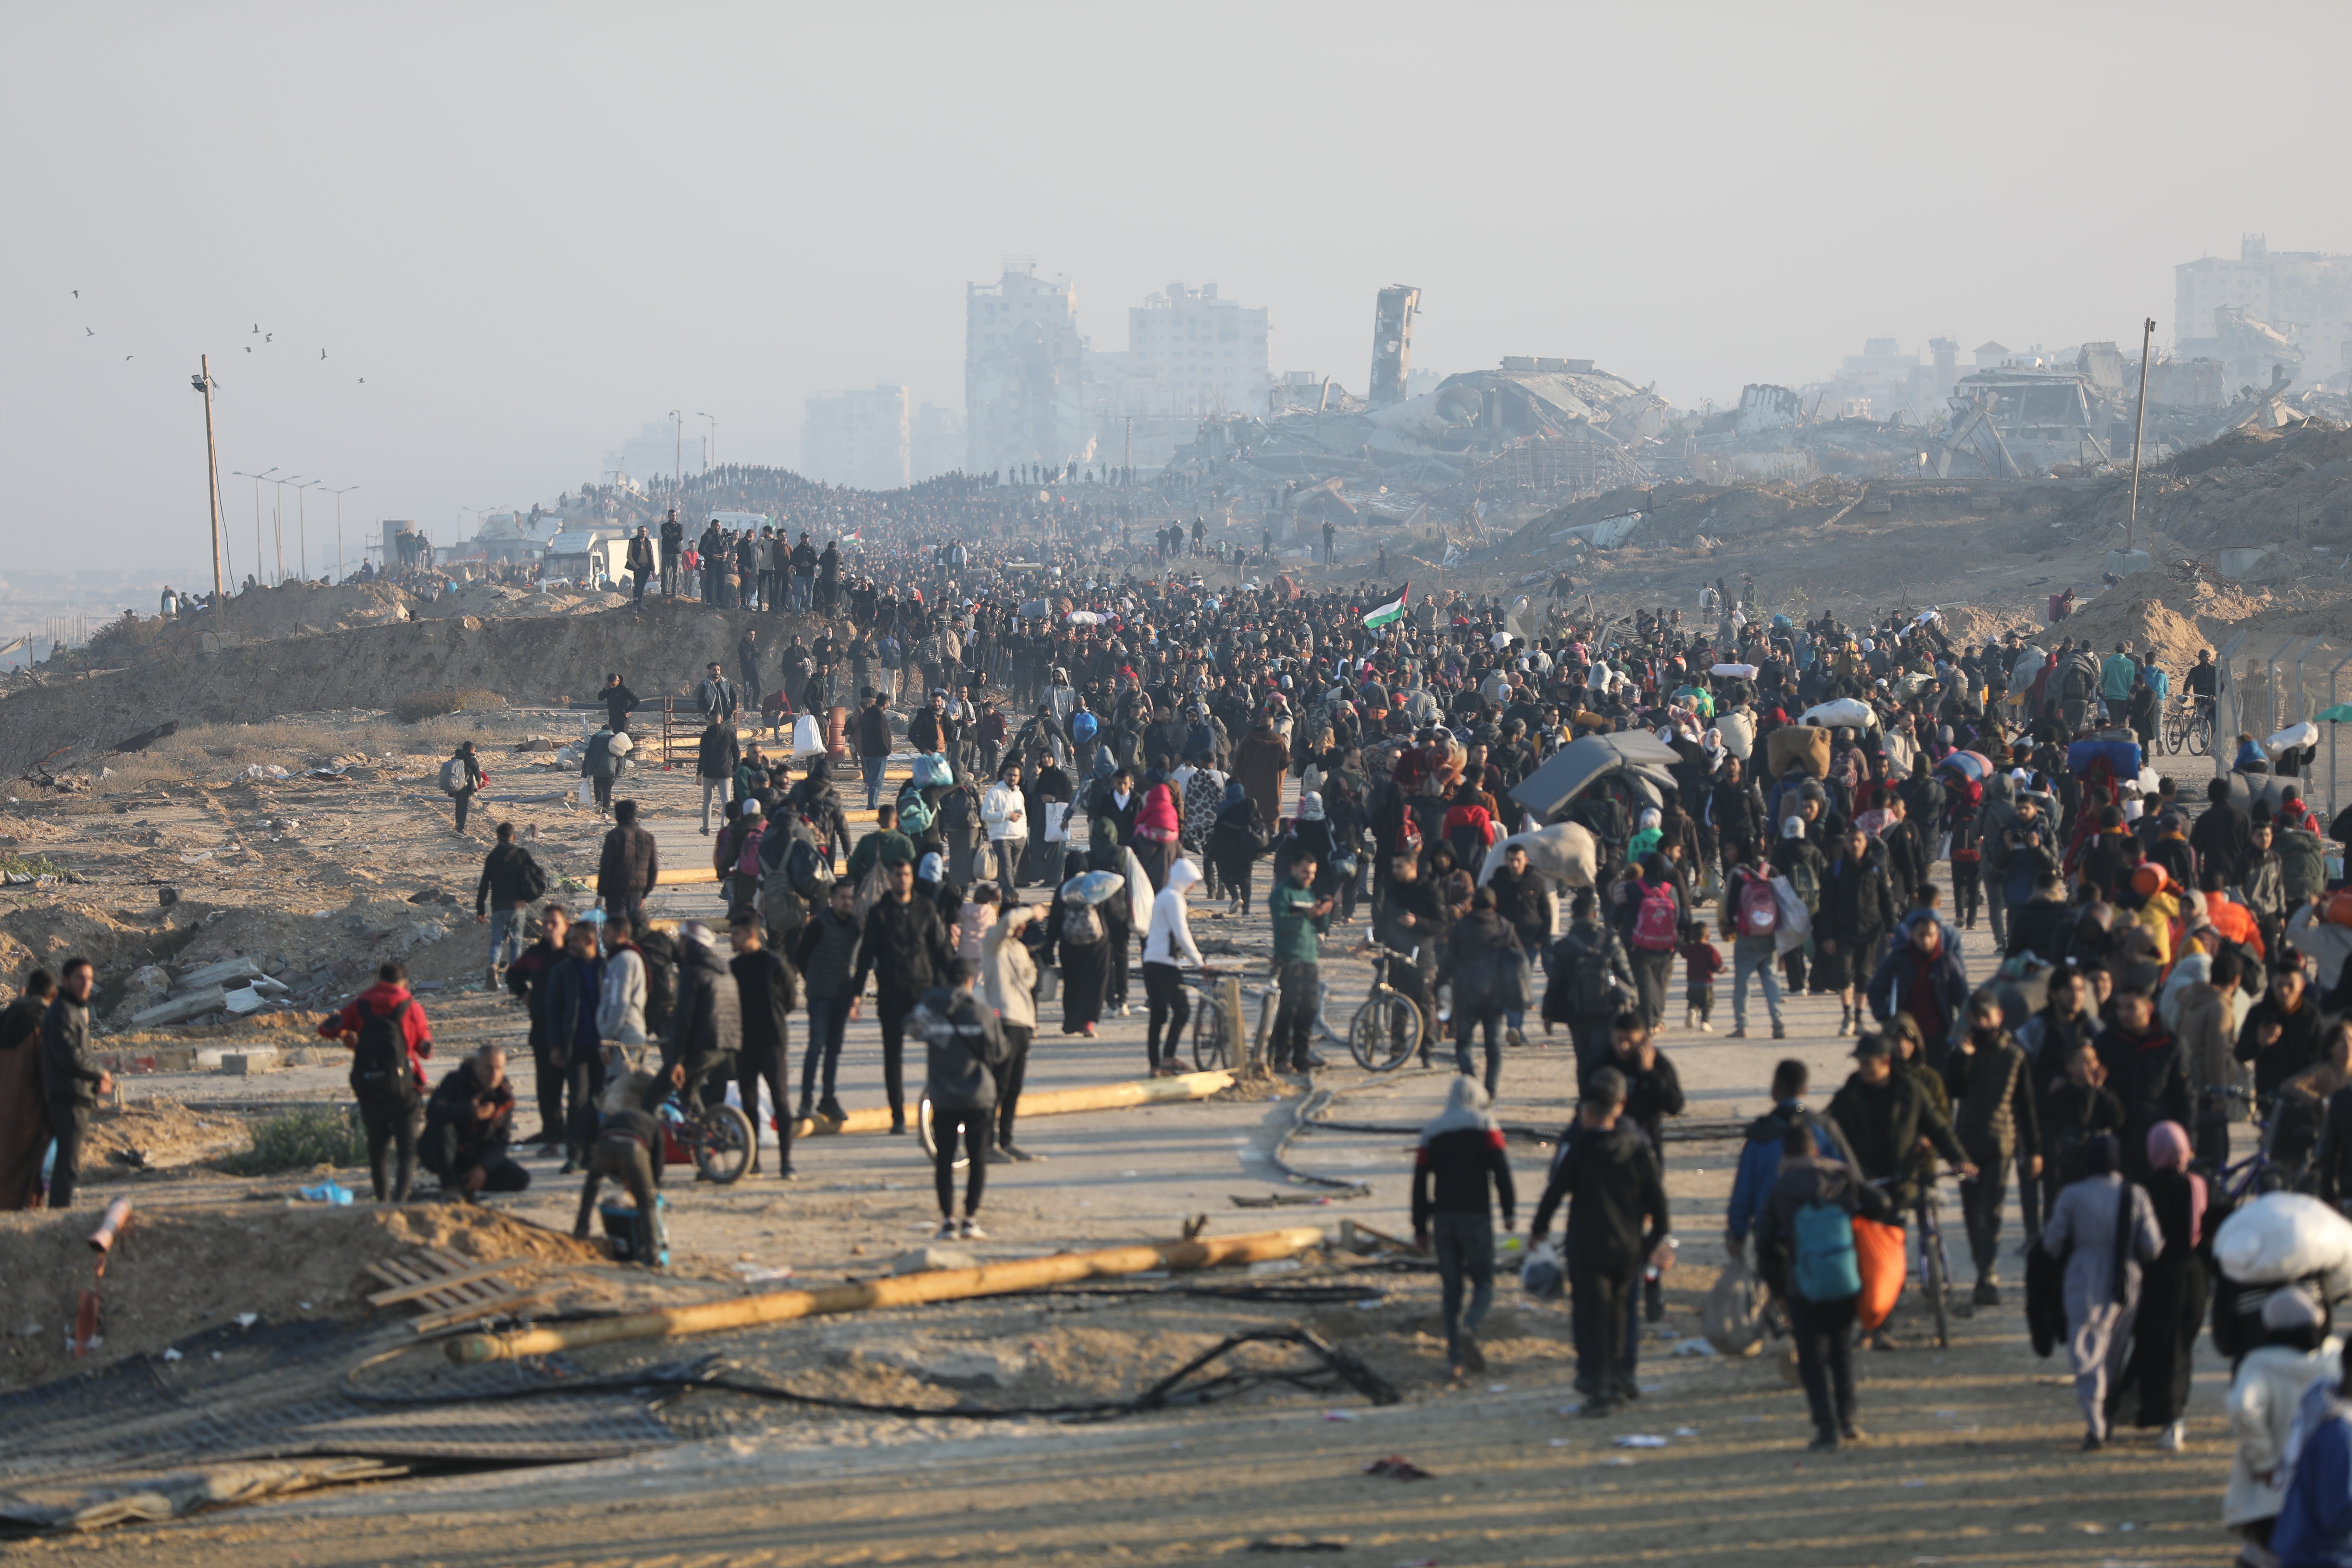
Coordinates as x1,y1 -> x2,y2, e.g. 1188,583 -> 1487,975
2041,1133 -> 2165,1449
1412,1074 -> 1513,1379
1207,779 -> 1272,916
1047,849 -> 1112,1038
1277,790 -> 1339,899
2109,1120 -> 2209,1449
2224,1286 -> 2342,1562
1177,758 -> 1228,896
1131,770 -> 1182,893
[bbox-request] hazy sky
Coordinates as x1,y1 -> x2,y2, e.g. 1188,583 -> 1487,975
6,2 -> 2348,583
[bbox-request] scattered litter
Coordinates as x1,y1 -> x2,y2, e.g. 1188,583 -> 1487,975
1247,1258 -> 1304,1276
1362,1455 -> 1432,1480
232,1313 -> 258,1329
1671,1339 -> 1716,1357
1487,1383 -> 1509,1393
1245,1541 -> 1347,1555
1614,1434 -> 1669,1448
1604,1455 -> 1632,1466
1322,1409 -> 1359,1422
732,1263 -> 794,1283
160,1348 -> 182,1362
1673,1426 -> 1699,1437
1354,1299 -> 1381,1310
295,1181 -> 352,1206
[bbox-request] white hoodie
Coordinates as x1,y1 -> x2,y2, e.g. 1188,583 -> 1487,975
1144,858 -> 1205,968
597,946 -> 648,1044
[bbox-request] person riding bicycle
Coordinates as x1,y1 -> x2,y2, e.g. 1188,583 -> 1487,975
640,922 -> 740,1117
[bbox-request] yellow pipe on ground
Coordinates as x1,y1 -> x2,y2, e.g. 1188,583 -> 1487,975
447,1227 -> 1325,1364
788,1070 -> 1232,1139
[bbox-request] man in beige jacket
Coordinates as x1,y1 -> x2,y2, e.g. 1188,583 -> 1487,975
982,903 -> 1045,1163
2174,944 -> 2242,1169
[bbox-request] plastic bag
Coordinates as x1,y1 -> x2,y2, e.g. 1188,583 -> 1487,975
1519,1240 -> 1564,1300
1701,1255 -> 1766,1355
2214,1192 -> 2352,1296
578,779 -> 594,806
1799,697 -> 1874,730
791,714 -> 825,757
1770,874 -> 1812,954
1853,1216 -> 1904,1329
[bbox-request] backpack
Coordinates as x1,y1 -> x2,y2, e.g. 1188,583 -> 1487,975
350,997 -> 415,1104
1784,854 -> 1821,914
1948,811 -> 1982,865
1547,931 -> 1623,1021
1791,1198 -> 1862,1302
636,929 -> 678,1038
1736,875 -> 1780,938
1072,710 -> 1099,744
735,821 -> 766,877
1631,881 -> 1679,952
897,783 -> 934,835
1062,898 -> 1105,946
939,785 -> 976,837
438,757 -> 467,795
509,849 -> 550,903
785,833 -> 834,899
757,869 -> 808,942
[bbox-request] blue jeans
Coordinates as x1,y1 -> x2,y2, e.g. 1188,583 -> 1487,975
486,908 -> 528,971
862,755 -> 889,811
803,994 -> 852,1104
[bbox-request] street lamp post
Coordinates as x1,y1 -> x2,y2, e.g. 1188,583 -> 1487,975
229,467 -> 276,592
695,411 -> 717,472
320,485 -> 359,581
290,479 -> 321,582
268,475 -> 302,585
669,410 -> 682,489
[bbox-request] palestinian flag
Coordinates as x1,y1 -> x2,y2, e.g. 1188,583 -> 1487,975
1362,583 -> 1410,629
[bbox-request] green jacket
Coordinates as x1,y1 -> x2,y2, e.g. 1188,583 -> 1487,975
1270,878 -> 1329,966
847,828 -> 916,885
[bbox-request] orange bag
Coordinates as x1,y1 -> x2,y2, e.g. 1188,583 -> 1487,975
2328,889 -> 2352,929
1852,1216 -> 1905,1330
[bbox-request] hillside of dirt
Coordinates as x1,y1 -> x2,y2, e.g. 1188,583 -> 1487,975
0,598 -> 825,779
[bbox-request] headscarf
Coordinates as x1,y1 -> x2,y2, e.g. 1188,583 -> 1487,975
2083,1133 -> 2120,1177
1223,779 -> 1247,806
2146,1120 -> 2206,1244
1420,1073 -> 1498,1144
1297,791 -> 1326,822
917,851 -> 943,885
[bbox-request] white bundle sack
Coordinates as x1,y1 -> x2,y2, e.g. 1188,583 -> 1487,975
2213,1192 -> 2352,1297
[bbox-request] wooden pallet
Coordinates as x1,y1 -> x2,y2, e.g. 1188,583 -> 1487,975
364,1247 -> 551,1334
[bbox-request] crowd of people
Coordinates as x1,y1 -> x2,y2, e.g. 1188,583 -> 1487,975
16,480 -> 2352,1560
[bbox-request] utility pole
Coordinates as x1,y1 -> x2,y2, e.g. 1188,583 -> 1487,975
696,411 -> 717,471
670,409 -> 682,489
1124,416 -> 1133,482
2126,316 -> 2155,562
191,358 -> 227,597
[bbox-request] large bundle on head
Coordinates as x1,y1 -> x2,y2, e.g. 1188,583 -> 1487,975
1799,697 -> 1875,730
1477,821 -> 1598,889
2214,1192 -> 2352,1297
1766,724 -> 1832,780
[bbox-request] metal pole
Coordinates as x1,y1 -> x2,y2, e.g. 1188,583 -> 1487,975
2215,631 -> 2249,780
2330,652 -> 2352,825
291,479 -> 319,581
2127,318 -> 2154,560
195,358 -> 225,597
671,409 -> 682,490
2269,638 -> 2297,740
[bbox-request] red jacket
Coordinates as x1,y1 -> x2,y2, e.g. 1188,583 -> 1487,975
319,981 -> 434,1088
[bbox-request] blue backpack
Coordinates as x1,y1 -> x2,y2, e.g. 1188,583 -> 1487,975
1791,1199 -> 1861,1302
1072,710 -> 1099,744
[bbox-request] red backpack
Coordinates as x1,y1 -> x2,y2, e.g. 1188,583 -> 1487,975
1736,874 -> 1780,938
1631,881 -> 1680,952
735,821 -> 766,877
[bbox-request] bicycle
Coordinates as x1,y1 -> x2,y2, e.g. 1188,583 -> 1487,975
657,1094 -> 757,1185
2162,695 -> 2213,758
1345,944 -> 1426,1074
1913,1179 -> 1955,1351
1187,966 -> 1236,1072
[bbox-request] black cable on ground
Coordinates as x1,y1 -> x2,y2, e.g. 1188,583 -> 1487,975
343,1328 -> 1400,1420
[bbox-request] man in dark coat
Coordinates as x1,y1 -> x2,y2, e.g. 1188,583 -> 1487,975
503,905 -> 572,1148
424,1044 -> 529,1196
728,913 -> 797,1180
1944,990 -> 2042,1305
851,859 -> 955,1132
1528,1066 -> 1670,1415
36,959 -> 108,1209
645,924 -> 741,1116
2094,982 -> 2193,1181
597,800 -> 659,930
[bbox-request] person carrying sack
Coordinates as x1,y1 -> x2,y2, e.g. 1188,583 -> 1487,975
1756,1120 -> 1894,1451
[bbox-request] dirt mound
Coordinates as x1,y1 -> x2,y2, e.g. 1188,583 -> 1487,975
2047,584 -> 2214,674
0,1202 -> 597,1390
2073,421 -> 2352,566
0,599 -> 828,780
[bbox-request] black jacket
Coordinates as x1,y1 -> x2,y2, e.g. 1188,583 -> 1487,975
698,727 -> 741,781
917,985 -> 1007,1111
1530,1118 -> 1669,1272
598,824 -> 660,899
1436,908 -> 1525,1011
730,947 -> 798,1060
1374,876 -> 1447,972
851,893 -> 953,1001
1818,844 -> 1897,953
504,937 -> 563,1048
424,1059 -> 515,1174
1944,1028 -> 2041,1156
2093,1021 -> 2193,1168
545,956 -> 602,1065
602,681 -> 638,730
2006,895 -> 2076,965
1827,1068 -> 1965,1209
1608,1048 -> 1686,1154
666,939 -> 742,1080
2238,996 -> 2329,1099
791,906 -> 864,1000
858,703 -> 893,758
1412,1126 -> 1516,1231
475,842 -> 543,915
38,995 -> 100,1106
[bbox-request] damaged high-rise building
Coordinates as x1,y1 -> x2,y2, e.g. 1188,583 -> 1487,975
964,260 -> 1092,477
1368,286 -> 1420,407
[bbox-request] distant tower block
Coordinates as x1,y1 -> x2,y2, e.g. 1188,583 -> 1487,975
1370,286 -> 1421,407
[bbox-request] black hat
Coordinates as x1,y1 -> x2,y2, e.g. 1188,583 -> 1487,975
1851,1031 -> 1892,1060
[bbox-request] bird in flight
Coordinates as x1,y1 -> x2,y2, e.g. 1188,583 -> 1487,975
84,327 -> 93,336
252,323 -> 260,334
320,348 -> 327,360
358,377 -> 365,384
124,355 -> 133,361
245,346 -> 252,353
265,332 -> 272,342
71,290 -> 79,299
